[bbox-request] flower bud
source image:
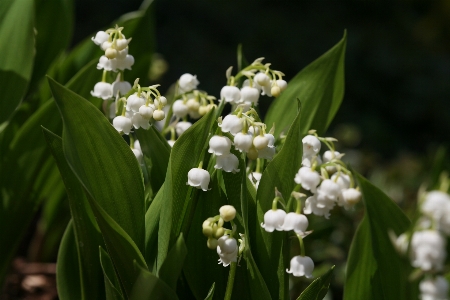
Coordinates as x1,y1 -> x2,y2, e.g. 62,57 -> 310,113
158,96 -> 167,106
198,105 -> 208,116
186,98 -> 200,111
105,48 -> 118,59
207,238 -> 218,249
276,79 -> 287,91
101,41 -> 112,51
214,227 -> 225,239
179,73 -> 199,93
219,205 -> 236,222
175,121 -> 192,136
116,38 -> 130,51
153,109 -> 165,121
271,86 -> 281,97
254,72 -> 270,86
92,31 -> 109,46
202,225 -> 213,237
253,135 -> 269,150
138,105 -> 154,119
172,99 -> 188,118
126,94 -> 145,113
247,146 -> 258,160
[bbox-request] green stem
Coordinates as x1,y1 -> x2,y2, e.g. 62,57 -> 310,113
224,262 -> 237,300
297,234 -> 305,256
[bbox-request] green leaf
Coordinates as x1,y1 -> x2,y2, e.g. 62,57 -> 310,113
144,183 -> 164,272
157,108 -> 215,269
136,126 -> 170,195
204,283 -> 215,300
43,127 -> 104,300
0,60 -> 99,281
158,233 -> 188,290
130,261 -> 179,300
297,266 -> 335,300
0,0 -> 35,123
86,191 -> 147,298
253,103 -> 303,300
100,247 -> 125,300
56,221 -> 82,300
47,76 -> 145,252
265,31 -> 346,137
344,173 -> 411,300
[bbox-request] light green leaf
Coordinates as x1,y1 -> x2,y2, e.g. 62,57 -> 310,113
100,247 -> 124,300
0,0 -> 35,123
297,266 -> 335,300
47,76 -> 146,252
43,128 -> 104,300
204,282 -> 215,300
265,31 -> 346,137
56,221 -> 82,300
130,261 -> 179,300
86,191 -> 147,298
158,233 -> 187,290
157,108 -> 215,269
253,103 -> 303,300
344,173 -> 411,300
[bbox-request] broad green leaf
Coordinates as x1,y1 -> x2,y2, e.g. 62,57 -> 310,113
253,104 -> 303,300
100,247 -> 124,300
265,32 -> 346,137
297,266 -> 335,300
56,221 -> 82,300
43,128 -> 104,300
157,108 -> 215,269
86,192 -> 147,298
136,126 -> 170,195
204,283 -> 215,300
344,173 -> 411,300
0,60 -> 99,281
130,261 -> 178,300
158,233 -> 187,290
48,76 -> 145,252
144,183 -> 164,272
0,0 -> 34,123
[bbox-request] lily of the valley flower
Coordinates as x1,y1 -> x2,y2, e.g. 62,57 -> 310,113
261,209 -> 286,232
302,135 -> 321,157
217,235 -> 238,267
91,82 -> 113,100
294,167 -> 321,193
221,86 -> 241,103
178,73 -> 199,93
234,132 -> 253,153
419,276 -> 449,300
208,135 -> 232,156
187,168 -> 210,191
219,115 -> 243,135
281,213 -> 309,234
112,116 -> 132,135
172,99 -> 189,118
214,153 -> 240,173
286,255 -> 314,278
411,230 -> 446,272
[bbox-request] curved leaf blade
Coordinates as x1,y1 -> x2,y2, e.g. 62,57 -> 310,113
297,266 -> 335,300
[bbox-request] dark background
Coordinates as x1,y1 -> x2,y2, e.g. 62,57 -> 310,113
74,0 -> 450,161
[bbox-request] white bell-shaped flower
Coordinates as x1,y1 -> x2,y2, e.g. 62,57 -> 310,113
116,47 -> 128,60
304,195 -> 334,219
101,41 -> 112,51
339,188 -> 362,209
393,233 -> 409,254
422,191 -> 450,235
261,83 -> 273,97
258,146 -> 276,160
253,135 -> 269,150
240,86 -> 260,104
116,55 -> 134,71
91,82 -> 113,100
208,135 -> 232,156
219,115 -> 243,135
286,255 -> 314,278
261,209 -> 286,232
419,276 -> 449,300
179,73 -> 199,93
248,172 -> 262,189
302,135 -> 321,157
138,105 -> 154,119
187,168 -> 210,191
126,94 -> 146,112
113,116 -> 132,135
281,213 -> 309,234
265,134 -> 275,148
220,86 -> 241,103
294,167 -> 321,193
132,148 -> 143,164
215,153 -> 240,173
112,81 -> 131,97
131,113 -> 150,129
97,55 -> 117,71
276,79 -> 288,91
316,179 -> 341,207
217,235 -> 238,267
254,72 -> 270,87
219,205 -> 236,222
242,78 -> 262,92
411,230 -> 446,272
176,121 -> 192,136
115,38 -> 130,51
234,132 -> 253,153
331,173 -> 350,190
92,31 -> 110,46
134,140 -> 141,152
172,99 -> 189,118
248,126 -> 260,135
302,154 -> 322,168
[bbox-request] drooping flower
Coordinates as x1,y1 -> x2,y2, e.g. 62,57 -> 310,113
304,195 -> 334,219
91,82 -> 113,100
338,188 -> 362,209
112,80 -> 132,97
126,94 -> 146,113
254,72 -> 270,87
258,146 -> 276,160
219,115 -> 243,135
281,213 -> 309,234
208,135 -> 232,156
217,235 -> 238,267
253,135 -> 269,150
219,205 -> 236,222
419,276 -> 449,300
421,191 -> 450,235
240,86 -> 260,104
215,153 -> 240,173
286,255 -> 314,278
294,167 -> 321,193
187,168 -> 210,191
234,132 -> 253,153
92,31 -> 109,46
131,113 -> 150,129
176,121 -> 192,136
178,73 -> 199,93
302,135 -> 321,157
112,116 -> 132,135
172,99 -> 189,118
261,209 -> 286,232
411,230 -> 446,272
220,86 -> 241,103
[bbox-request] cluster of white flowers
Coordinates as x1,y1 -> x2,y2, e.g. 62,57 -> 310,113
261,191 -> 314,278
112,81 -> 167,135
296,132 -> 361,219
91,26 -> 134,100
394,186 -> 450,300
202,205 -> 244,267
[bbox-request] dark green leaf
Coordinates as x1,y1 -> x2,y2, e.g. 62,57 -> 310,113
130,261 -> 179,300
43,128 -> 104,299
252,104 -> 303,300
0,0 -> 34,123
100,247 -> 125,300
158,233 -> 187,290
297,265 -> 335,300
48,76 -> 145,252
56,221 -> 82,300
144,183 -> 163,272
344,173 -> 411,300
265,32 -> 346,137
